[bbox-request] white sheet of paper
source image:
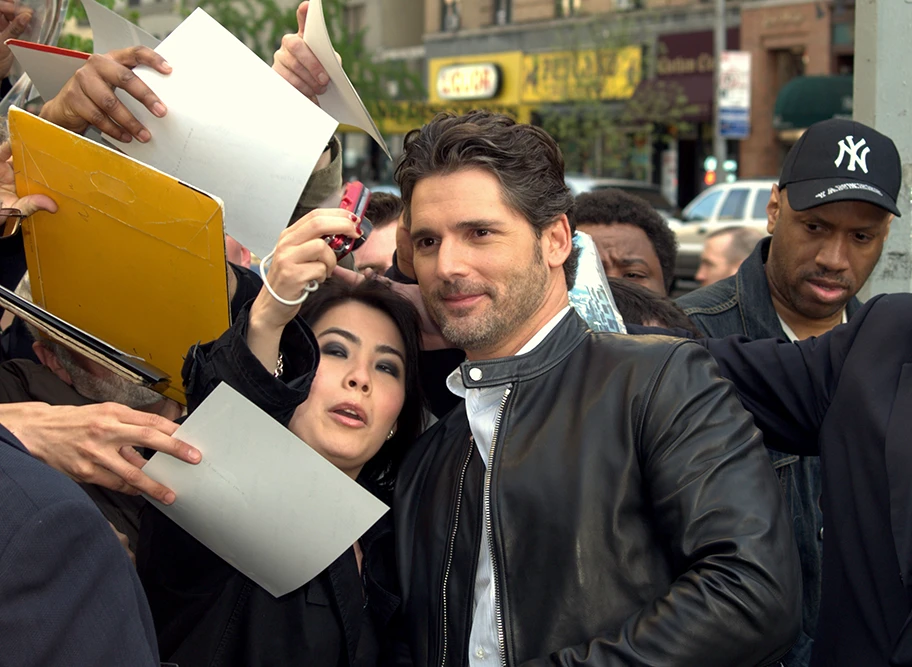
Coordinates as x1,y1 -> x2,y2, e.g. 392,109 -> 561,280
7,44 -> 85,101
82,0 -> 160,53
143,382 -> 389,598
106,9 -> 337,258
304,0 -> 389,157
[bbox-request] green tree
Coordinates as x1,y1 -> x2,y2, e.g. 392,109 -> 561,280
535,13 -> 697,179
193,0 -> 424,116
57,0 -> 116,53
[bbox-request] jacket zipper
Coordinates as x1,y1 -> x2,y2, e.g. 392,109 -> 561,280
439,436 -> 475,667
486,385 -> 513,667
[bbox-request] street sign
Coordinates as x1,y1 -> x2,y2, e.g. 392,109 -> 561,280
719,51 -> 751,139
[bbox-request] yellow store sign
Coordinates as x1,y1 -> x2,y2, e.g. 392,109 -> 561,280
429,52 -> 524,105
522,46 -> 642,103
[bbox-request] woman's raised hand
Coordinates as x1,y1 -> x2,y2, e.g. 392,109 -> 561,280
252,208 -> 362,331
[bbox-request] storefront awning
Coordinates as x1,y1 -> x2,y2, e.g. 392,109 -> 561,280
773,76 -> 854,131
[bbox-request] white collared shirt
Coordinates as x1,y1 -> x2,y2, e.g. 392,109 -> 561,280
777,310 -> 847,342
446,306 -> 570,666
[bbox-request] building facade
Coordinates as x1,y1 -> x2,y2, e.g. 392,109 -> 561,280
739,0 -> 855,178
420,0 -> 746,206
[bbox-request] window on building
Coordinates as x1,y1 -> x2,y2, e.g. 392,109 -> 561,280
442,0 -> 461,31
343,3 -> 365,34
556,0 -> 581,18
494,0 -> 511,25
127,0 -> 140,7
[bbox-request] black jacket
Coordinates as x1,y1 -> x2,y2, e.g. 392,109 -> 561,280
137,305 -> 401,667
700,293 -> 912,667
394,309 -> 802,666
677,237 -> 860,666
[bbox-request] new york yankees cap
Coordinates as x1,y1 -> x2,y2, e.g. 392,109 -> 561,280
778,118 -> 902,217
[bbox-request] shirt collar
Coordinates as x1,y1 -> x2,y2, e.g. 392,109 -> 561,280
777,309 -> 847,343
446,306 -> 572,398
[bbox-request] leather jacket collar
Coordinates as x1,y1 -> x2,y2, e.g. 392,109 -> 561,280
458,309 -> 590,388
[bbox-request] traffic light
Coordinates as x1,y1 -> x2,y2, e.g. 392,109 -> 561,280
703,156 -> 718,186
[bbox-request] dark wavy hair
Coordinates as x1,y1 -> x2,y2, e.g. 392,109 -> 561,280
364,192 -> 404,229
574,189 -> 678,294
395,110 -> 580,288
297,278 -> 427,502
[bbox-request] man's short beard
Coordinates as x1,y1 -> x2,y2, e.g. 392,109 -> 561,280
425,244 -> 550,354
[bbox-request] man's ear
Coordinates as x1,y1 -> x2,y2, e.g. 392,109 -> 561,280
32,341 -> 73,386
543,214 -> 573,272
767,185 -> 782,235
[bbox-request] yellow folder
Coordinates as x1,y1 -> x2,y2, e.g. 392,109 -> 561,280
9,107 -> 230,404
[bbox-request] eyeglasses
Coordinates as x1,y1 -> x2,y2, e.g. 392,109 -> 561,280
0,208 -> 26,239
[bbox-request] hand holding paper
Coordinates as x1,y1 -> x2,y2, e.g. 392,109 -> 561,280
272,1 -> 332,104
142,383 -> 389,597
0,2 -> 34,78
302,0 -> 390,156
107,9 -> 338,259
38,46 -> 171,143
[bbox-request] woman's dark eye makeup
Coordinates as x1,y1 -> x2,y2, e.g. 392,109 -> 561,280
320,342 -> 348,358
377,360 -> 402,379
322,341 -> 402,380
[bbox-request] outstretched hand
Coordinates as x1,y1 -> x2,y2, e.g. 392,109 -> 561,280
0,143 -> 57,217
40,46 -> 172,143
0,2 -> 33,80
3,401 -> 200,505
273,1 -> 341,104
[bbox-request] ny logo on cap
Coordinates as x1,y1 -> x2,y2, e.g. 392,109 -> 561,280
834,135 -> 870,174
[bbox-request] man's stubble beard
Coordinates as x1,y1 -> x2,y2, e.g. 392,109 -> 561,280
423,244 -> 550,354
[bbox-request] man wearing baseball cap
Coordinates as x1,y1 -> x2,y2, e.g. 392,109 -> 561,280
678,117 -> 900,667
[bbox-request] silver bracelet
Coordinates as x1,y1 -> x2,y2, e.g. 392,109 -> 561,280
274,352 -> 284,378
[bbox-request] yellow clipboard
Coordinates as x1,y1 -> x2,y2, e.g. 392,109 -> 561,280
9,107 -> 230,405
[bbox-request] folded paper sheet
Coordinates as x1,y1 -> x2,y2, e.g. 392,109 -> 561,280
303,0 -> 390,157
9,107 -> 230,404
6,41 -> 88,102
108,8 -> 337,258
143,382 -> 389,597
82,0 -> 160,53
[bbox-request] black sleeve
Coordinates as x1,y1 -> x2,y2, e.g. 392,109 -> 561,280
181,302 -> 318,426
0,232 -> 26,291
523,341 -> 802,666
229,263 -> 263,320
693,297 -> 879,455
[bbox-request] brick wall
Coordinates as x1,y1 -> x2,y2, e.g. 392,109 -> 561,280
740,0 -> 833,177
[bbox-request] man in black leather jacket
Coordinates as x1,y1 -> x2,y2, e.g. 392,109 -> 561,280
388,111 -> 801,666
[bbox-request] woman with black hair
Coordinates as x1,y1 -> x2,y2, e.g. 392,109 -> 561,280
137,208 -> 426,666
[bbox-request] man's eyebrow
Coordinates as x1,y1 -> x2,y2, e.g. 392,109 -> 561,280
377,345 -> 406,364
617,257 -> 650,268
318,328 -> 360,344
454,219 -> 504,231
410,219 -> 504,239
